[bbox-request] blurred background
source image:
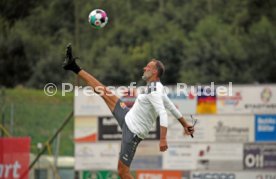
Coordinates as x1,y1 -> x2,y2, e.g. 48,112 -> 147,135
0,0 -> 276,179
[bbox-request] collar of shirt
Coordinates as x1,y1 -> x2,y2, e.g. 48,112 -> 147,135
146,81 -> 160,94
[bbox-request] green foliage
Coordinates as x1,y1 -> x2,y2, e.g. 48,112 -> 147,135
0,30 -> 32,87
0,0 -> 276,88
182,16 -> 248,83
0,0 -> 39,26
244,16 -> 276,82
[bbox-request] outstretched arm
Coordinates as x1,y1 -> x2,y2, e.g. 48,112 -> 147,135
163,94 -> 182,119
163,95 -> 194,137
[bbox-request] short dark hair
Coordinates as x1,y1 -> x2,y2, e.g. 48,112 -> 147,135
151,59 -> 165,78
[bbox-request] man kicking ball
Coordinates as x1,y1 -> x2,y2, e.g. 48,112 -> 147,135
63,44 -> 194,179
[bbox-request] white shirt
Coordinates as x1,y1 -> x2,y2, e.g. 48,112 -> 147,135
125,81 -> 182,139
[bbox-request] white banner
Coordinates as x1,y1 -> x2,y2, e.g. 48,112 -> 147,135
75,143 -> 119,170
74,87 -> 112,116
163,143 -> 198,170
132,155 -> 162,170
167,115 -> 213,142
163,143 -> 243,171
217,85 -> 276,114
195,143 -> 243,171
211,115 -> 254,142
74,117 -> 98,143
166,86 -> 197,114
74,85 -> 276,116
167,115 -> 254,143
132,141 -> 162,169
242,86 -> 276,114
135,141 -> 160,156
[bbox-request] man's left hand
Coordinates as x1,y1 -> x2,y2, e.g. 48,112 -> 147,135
159,139 -> 168,152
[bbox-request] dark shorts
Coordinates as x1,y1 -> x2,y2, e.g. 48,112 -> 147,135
112,100 -> 142,167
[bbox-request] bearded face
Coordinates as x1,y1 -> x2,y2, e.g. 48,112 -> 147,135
142,70 -> 153,81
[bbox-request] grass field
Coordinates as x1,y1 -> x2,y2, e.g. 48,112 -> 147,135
1,87 -> 74,156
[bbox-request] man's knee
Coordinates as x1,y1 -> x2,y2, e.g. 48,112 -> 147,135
102,95 -> 119,111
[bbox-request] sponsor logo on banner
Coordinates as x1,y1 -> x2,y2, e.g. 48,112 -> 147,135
98,116 -> 122,140
191,172 -> 236,179
0,137 -> 30,179
260,87 -> 272,103
243,86 -> 276,114
217,86 -> 276,114
214,120 -> 252,142
163,143 -> 197,170
82,170 -> 137,179
75,143 -> 120,170
98,116 -> 160,140
244,143 -> 276,170
212,115 -> 254,143
167,86 -> 197,114
82,170 -> 121,179
136,170 -> 182,179
255,114 -> 276,141
167,115 -> 254,143
218,92 -> 242,106
74,117 -> 98,142
217,88 -> 244,114
197,88 -> 216,114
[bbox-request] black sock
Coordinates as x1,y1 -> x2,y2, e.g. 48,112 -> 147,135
71,62 -> 81,74
66,61 -> 81,74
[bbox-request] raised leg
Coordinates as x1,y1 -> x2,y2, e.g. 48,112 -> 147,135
78,70 -> 119,112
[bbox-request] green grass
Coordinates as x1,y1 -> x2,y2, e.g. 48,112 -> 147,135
1,87 -> 74,156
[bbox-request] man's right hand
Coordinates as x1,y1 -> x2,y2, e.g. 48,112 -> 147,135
184,125 -> 194,136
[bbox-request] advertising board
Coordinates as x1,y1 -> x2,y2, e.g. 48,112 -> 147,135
75,143 -> 120,170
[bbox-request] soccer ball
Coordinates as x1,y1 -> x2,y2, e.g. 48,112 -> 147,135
88,9 -> 108,29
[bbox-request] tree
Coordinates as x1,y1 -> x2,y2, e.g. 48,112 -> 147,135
244,17 -> 276,82
181,16 -> 248,84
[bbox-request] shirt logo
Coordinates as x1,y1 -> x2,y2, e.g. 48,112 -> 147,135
120,102 -> 127,109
